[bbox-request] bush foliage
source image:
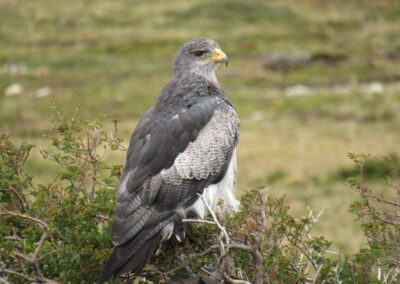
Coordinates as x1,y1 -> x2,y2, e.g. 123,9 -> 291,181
0,110 -> 399,283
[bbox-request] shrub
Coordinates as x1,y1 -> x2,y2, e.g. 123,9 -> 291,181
0,108 -> 124,283
0,110 -> 399,283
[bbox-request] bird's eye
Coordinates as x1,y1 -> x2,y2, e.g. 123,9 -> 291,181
193,50 -> 206,57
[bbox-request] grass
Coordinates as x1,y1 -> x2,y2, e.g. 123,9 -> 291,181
1,0 -> 400,253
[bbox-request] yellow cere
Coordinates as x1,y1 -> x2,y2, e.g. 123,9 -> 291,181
210,48 -> 227,62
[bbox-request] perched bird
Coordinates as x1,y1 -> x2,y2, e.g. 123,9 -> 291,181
99,38 -> 240,282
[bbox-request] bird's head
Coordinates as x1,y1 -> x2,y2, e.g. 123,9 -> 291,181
173,38 -> 228,82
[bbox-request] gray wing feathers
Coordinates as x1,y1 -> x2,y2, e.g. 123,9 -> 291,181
111,98 -> 239,246
161,102 -> 239,182
112,206 -> 154,244
112,175 -> 163,244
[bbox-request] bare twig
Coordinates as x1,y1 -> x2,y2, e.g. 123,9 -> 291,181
222,272 -> 252,284
287,239 -> 317,270
362,192 -> 400,208
312,263 -> 324,284
334,252 -> 342,284
361,189 -> 396,225
345,183 -> 400,207
0,268 -> 35,282
0,276 -> 11,284
13,252 -> 31,263
37,250 -> 59,262
345,182 -> 397,225
183,218 -> 216,225
4,235 -> 22,242
0,209 -> 57,283
197,193 -> 230,247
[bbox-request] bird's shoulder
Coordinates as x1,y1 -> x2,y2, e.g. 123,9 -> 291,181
154,75 -> 230,114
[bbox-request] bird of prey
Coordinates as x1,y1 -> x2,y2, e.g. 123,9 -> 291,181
99,38 -> 240,282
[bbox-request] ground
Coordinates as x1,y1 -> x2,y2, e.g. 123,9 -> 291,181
1,0 -> 400,252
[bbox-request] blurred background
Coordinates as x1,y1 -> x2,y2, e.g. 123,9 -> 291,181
1,0 -> 400,253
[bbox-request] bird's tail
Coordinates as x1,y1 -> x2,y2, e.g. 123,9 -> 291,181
98,228 -> 163,283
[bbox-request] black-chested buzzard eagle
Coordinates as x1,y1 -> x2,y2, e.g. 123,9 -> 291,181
99,38 -> 240,282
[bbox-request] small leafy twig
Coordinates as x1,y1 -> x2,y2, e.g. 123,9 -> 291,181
183,218 -> 216,225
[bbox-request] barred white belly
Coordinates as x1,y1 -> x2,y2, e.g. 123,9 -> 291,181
190,148 -> 239,218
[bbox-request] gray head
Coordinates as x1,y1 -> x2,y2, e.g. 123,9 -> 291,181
173,38 -> 228,82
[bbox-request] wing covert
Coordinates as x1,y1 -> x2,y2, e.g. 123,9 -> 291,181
161,100 -> 239,183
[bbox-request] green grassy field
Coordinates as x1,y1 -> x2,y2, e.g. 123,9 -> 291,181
1,0 -> 400,253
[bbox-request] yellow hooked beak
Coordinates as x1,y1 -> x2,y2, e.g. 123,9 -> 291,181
209,48 -> 229,67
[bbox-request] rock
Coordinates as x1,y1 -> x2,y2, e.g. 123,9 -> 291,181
362,82 -> 383,94
285,84 -> 312,96
2,63 -> 28,75
36,86 -> 51,98
5,83 -> 24,96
